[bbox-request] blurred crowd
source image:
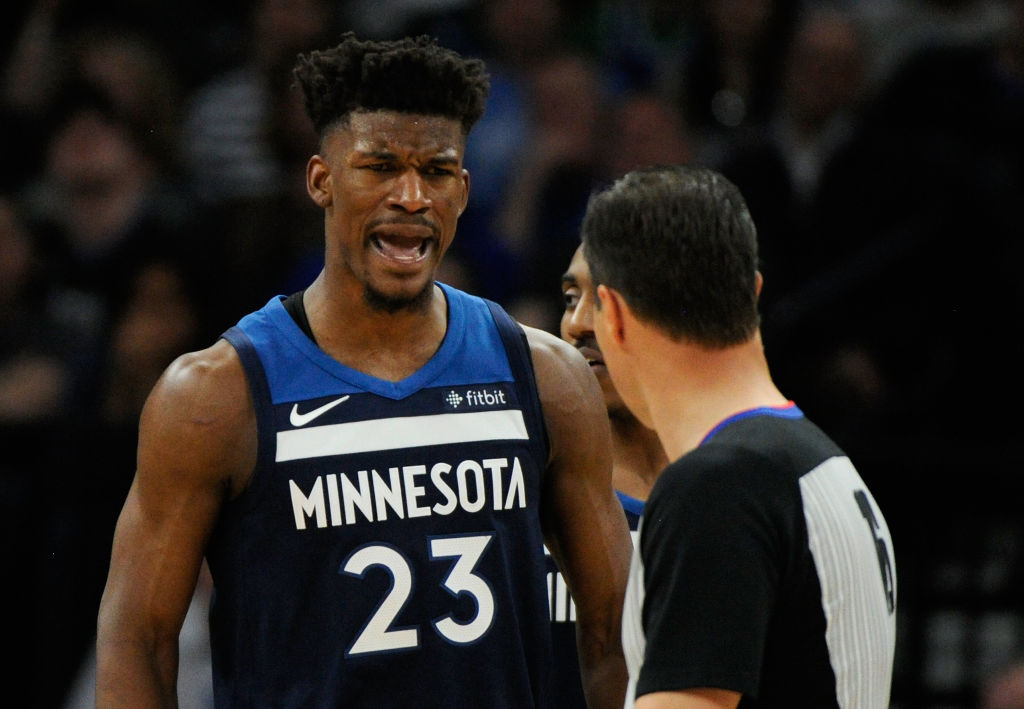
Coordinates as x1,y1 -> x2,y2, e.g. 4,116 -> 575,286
2,0 -> 1023,707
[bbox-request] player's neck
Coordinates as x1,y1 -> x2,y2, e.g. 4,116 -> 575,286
643,334 -> 788,461
303,274 -> 448,381
608,411 -> 667,502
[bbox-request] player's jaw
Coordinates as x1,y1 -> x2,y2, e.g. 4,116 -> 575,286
574,337 -> 626,410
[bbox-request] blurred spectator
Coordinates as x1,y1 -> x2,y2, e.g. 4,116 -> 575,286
65,24 -> 185,170
342,0 -> 474,39
602,90 -> 693,182
1,3 -> 205,194
1,0 -> 65,193
853,0 -> 1013,94
501,81 -> 695,333
998,0 -> 1024,80
44,255 -> 206,709
2,1 -> 62,118
22,87 -> 194,339
0,190 -> 107,707
187,40 -> 328,329
0,196 -> 82,425
180,0 -> 338,204
7,68 -> 204,706
571,0 -> 697,99
750,0 -> 1024,461
98,260 -> 203,426
718,3 -> 870,316
450,0 -> 569,304
175,0 -> 341,328
494,51 -> 608,331
679,0 -> 800,161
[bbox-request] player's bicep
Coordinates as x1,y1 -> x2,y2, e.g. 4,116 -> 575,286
101,343 -> 252,636
635,688 -> 741,709
527,328 -> 631,616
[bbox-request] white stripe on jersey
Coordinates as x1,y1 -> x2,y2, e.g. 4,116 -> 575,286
622,523 -> 646,709
800,456 -> 897,709
276,409 -> 529,462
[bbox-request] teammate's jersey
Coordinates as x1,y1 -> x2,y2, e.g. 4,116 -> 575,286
547,491 -> 643,709
208,283 -> 553,708
622,406 -> 896,709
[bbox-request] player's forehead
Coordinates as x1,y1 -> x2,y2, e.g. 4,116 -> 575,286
339,110 -> 464,156
562,247 -> 591,288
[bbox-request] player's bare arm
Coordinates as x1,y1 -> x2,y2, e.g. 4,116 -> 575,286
95,339 -> 256,708
636,689 -> 742,709
526,325 -> 632,709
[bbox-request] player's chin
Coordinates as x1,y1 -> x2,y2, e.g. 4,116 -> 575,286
364,276 -> 436,313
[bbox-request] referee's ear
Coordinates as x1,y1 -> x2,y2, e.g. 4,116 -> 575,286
595,284 -> 628,348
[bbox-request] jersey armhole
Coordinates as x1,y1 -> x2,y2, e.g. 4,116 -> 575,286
483,299 -> 551,469
221,326 -> 277,496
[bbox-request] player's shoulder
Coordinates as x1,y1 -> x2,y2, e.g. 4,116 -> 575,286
520,323 -> 594,398
516,324 -> 608,471
144,338 -> 252,432
520,323 -> 585,372
139,338 -> 256,494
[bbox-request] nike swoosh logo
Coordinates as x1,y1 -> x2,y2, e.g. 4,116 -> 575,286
289,396 -> 350,427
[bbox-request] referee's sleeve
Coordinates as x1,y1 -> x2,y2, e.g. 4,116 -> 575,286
636,451 -> 790,699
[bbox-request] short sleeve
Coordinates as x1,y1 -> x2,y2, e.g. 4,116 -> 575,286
635,447 -> 799,699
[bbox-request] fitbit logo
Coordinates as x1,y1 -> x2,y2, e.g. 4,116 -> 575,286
444,388 -> 508,409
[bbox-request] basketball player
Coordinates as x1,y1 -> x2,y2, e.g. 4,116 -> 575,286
581,165 -> 897,708
95,34 -> 632,709
548,244 -> 668,708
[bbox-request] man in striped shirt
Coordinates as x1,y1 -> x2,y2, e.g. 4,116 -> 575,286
580,165 -> 896,709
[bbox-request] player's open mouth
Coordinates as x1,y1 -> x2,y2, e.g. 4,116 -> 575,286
371,231 -> 433,264
578,346 -> 604,368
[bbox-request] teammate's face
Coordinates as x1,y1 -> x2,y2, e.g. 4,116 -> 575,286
308,110 -> 469,311
560,246 -> 627,414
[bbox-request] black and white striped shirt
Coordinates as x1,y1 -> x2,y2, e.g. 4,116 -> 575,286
622,405 -> 896,708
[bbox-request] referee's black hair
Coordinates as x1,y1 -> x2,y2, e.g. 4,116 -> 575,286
582,165 -> 761,347
293,32 -> 490,138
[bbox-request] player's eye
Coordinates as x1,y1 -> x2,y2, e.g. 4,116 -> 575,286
423,165 -> 455,177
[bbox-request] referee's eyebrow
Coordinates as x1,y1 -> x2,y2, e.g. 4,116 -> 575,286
561,273 -> 577,288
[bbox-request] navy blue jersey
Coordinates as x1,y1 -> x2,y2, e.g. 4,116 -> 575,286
547,490 -> 643,708
207,283 -> 553,708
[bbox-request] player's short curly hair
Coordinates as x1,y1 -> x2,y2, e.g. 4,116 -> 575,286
293,32 -> 490,138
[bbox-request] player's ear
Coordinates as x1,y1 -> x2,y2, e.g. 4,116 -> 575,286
307,155 -> 332,208
458,168 -> 470,216
596,284 -> 628,346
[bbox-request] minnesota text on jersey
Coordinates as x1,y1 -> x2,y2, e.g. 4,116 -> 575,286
289,456 -> 529,529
